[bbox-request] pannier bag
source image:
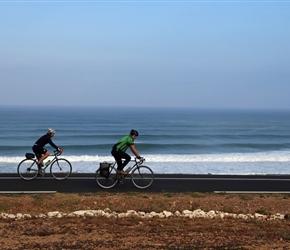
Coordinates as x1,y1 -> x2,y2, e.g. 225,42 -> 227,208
25,153 -> 35,159
99,162 -> 111,177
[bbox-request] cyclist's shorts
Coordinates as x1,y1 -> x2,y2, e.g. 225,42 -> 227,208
32,145 -> 47,157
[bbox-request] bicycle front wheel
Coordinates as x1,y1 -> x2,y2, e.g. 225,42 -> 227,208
131,166 -> 154,189
50,159 -> 72,180
17,159 -> 38,180
96,167 -> 118,189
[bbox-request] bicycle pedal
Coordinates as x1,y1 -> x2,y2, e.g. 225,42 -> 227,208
38,170 -> 45,176
117,176 -> 124,184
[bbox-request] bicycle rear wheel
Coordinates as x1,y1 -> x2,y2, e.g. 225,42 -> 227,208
17,159 -> 38,180
131,166 -> 154,189
96,166 -> 118,189
50,159 -> 72,180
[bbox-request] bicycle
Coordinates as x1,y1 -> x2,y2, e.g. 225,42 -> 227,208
95,158 -> 154,189
17,150 -> 72,181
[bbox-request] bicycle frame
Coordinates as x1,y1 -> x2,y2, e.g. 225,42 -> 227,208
43,150 -> 63,169
111,158 -> 145,174
96,157 -> 154,189
18,150 -> 72,181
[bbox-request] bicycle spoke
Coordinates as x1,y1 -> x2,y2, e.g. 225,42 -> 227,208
17,159 -> 38,180
131,166 -> 154,189
50,159 -> 72,180
96,166 -> 118,189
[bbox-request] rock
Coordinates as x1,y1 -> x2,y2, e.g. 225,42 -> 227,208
71,210 -> 87,217
237,214 -> 248,220
126,210 -> 138,217
24,214 -> 32,219
0,208 -> 286,221
118,213 -> 126,218
254,213 -> 267,220
182,209 -> 192,215
138,212 -> 146,217
192,209 -> 206,218
104,208 -> 111,213
16,213 -> 24,220
206,210 -> 216,218
108,213 -> 117,218
149,211 -> 159,217
7,214 -> 16,219
174,211 -> 181,217
163,211 -> 173,218
48,211 -> 61,218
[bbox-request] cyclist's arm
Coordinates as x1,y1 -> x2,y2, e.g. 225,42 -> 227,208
48,138 -> 59,150
129,144 -> 141,158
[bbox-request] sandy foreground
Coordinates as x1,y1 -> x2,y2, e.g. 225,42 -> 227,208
1,192 -> 290,249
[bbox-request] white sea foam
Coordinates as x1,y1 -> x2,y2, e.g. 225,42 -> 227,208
1,151 -> 290,174
1,151 -> 290,164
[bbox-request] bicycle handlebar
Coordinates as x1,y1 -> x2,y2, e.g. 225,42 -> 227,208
135,157 -> 145,164
54,149 -> 63,156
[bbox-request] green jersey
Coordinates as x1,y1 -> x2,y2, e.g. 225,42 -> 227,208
115,135 -> 134,152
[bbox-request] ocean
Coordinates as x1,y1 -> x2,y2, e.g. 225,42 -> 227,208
1,106 -> 290,175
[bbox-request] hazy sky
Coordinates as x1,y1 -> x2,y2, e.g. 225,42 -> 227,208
1,0 -> 289,109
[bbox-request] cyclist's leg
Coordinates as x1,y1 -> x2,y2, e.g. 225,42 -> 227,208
111,150 -> 121,170
121,152 -> 131,169
32,145 -> 42,163
112,150 -> 131,170
39,151 -> 49,163
33,145 -> 49,166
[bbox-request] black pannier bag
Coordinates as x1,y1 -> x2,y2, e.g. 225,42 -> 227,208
99,162 -> 111,177
25,153 -> 35,159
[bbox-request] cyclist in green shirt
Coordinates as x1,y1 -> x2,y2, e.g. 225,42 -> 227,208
111,129 -> 142,174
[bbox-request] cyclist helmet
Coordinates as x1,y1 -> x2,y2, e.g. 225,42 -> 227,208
47,128 -> 56,135
130,129 -> 139,136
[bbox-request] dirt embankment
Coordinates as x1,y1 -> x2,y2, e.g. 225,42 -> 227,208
1,192 -> 290,249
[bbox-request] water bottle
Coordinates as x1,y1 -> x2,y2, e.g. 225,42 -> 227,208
125,166 -> 132,173
45,160 -> 51,167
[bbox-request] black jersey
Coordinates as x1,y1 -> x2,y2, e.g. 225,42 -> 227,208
34,134 -> 58,150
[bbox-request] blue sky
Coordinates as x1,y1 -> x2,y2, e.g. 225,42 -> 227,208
0,0 -> 289,109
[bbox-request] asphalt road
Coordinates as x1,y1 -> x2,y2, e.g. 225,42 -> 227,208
1,173 -> 290,193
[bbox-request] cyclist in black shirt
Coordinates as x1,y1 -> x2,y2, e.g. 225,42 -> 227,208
32,128 -> 62,168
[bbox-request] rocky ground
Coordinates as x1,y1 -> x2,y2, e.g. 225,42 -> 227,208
1,192 -> 290,249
